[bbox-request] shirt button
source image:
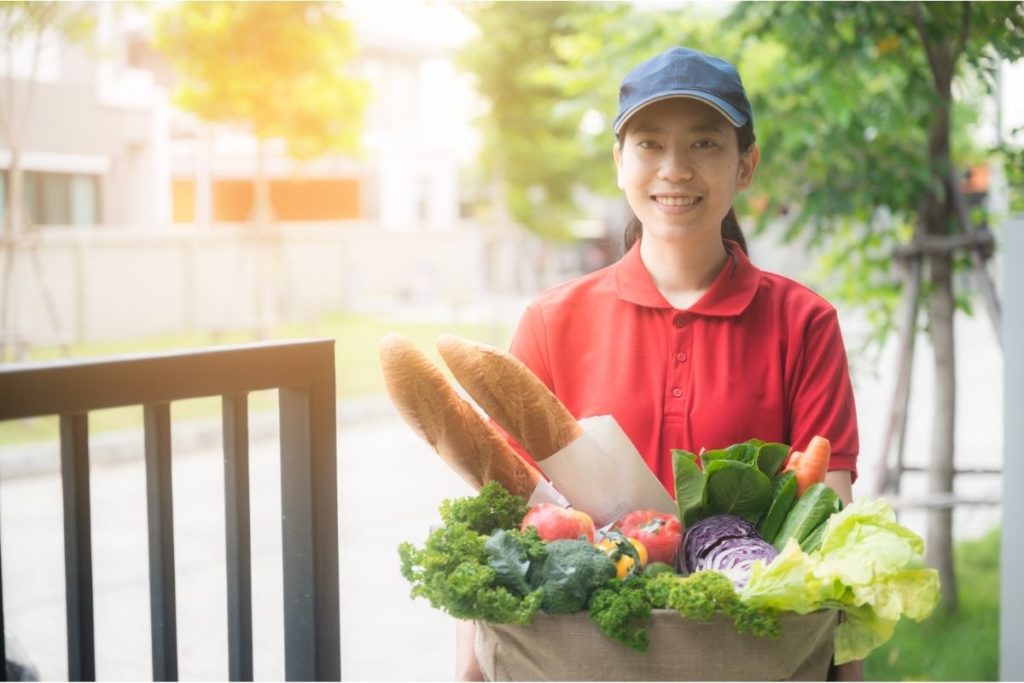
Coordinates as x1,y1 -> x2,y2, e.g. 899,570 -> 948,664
671,388 -> 683,398
673,314 -> 687,328
676,352 -> 688,363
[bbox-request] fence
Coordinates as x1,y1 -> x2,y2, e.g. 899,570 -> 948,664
0,338 -> 340,681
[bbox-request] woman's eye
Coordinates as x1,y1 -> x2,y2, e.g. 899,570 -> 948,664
693,139 -> 719,150
637,139 -> 661,149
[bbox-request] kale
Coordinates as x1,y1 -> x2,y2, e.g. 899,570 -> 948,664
399,521 -> 542,624
648,571 -> 781,637
438,481 -> 530,535
588,575 -> 654,652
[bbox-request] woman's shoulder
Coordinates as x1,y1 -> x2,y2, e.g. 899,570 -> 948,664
527,259 -> 621,313
753,267 -> 839,321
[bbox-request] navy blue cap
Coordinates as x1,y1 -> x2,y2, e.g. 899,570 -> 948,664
613,47 -> 753,136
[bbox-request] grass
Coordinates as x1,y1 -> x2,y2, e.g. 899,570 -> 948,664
864,526 -> 1000,681
0,310 -> 512,446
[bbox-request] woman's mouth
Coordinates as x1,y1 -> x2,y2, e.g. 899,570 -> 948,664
653,195 -> 701,207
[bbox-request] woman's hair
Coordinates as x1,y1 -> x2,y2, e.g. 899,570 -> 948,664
621,122 -> 756,254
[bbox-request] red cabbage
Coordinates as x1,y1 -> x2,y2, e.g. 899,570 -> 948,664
683,514 -> 778,589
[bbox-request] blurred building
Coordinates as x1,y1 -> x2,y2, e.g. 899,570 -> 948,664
0,1 -> 478,231
0,3 -> 169,227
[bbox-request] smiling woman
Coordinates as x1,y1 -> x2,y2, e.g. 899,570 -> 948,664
455,45 -> 862,681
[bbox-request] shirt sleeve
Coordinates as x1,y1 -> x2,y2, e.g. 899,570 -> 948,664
787,305 -> 860,481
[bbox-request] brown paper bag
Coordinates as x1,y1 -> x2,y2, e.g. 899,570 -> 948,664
476,608 -> 837,681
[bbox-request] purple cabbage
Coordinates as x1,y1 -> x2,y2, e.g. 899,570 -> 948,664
683,514 -> 779,590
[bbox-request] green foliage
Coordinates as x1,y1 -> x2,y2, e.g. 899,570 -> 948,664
864,527 -> 1000,681
153,2 -> 367,160
527,539 -> 617,613
731,2 -> 1024,343
398,521 -> 543,624
438,480 -> 530,535
588,575 -> 655,651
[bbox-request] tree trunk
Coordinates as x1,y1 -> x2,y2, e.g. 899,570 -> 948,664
0,149 -> 26,361
917,25 -> 959,610
252,138 -> 274,226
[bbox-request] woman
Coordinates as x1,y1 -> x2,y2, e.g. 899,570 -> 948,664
457,46 -> 861,680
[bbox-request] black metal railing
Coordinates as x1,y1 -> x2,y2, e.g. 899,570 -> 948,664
0,339 -> 340,681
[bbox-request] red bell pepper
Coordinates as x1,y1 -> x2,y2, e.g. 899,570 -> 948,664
614,509 -> 683,565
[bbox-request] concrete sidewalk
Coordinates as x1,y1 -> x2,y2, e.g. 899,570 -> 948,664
1,403 -> 469,681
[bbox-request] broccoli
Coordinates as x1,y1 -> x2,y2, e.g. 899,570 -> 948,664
527,539 -> 617,614
439,481 -> 530,535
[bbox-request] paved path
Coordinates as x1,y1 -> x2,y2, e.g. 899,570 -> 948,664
1,414 -> 466,681
0,305 -> 1003,680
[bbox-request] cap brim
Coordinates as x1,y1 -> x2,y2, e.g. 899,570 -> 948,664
613,91 -> 747,135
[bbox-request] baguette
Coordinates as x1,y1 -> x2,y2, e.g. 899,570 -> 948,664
436,333 -> 582,461
378,333 -> 541,498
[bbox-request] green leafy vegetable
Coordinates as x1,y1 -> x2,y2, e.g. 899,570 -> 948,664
485,528 -> 546,597
439,480 -> 530,535
399,521 -> 543,624
704,459 -> 773,523
588,575 -> 655,651
647,571 -> 781,638
741,498 -> 940,664
757,471 -> 797,543
527,539 -> 616,613
672,449 -> 705,526
673,440 -> 791,527
753,443 -> 789,479
772,482 -> 841,550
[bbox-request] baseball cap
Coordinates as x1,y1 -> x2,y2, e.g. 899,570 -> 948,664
613,47 -> 753,136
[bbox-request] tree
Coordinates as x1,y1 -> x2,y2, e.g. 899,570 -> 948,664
0,1 -> 94,360
153,1 -> 367,223
456,1 -> 1024,610
732,1 -> 1024,610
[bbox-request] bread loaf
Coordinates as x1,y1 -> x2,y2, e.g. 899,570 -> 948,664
436,333 -> 582,461
378,333 -> 541,498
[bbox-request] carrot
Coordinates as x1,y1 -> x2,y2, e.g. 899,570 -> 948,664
787,435 -> 831,496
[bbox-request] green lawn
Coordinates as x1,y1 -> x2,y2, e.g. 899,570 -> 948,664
865,527 -> 1000,681
0,310 -> 512,446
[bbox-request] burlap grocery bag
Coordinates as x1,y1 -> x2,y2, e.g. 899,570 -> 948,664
476,608 -> 837,681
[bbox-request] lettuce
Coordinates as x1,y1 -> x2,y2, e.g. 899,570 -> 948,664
740,498 -> 940,664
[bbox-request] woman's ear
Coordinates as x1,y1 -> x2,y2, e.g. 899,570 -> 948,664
613,142 -> 624,190
737,144 -> 760,190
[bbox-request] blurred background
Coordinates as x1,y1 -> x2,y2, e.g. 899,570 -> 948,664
0,0 -> 1021,680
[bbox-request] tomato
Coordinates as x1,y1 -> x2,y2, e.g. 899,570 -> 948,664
613,510 -> 683,566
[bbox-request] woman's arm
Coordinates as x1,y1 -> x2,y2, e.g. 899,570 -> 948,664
455,620 -> 484,681
824,469 -> 853,506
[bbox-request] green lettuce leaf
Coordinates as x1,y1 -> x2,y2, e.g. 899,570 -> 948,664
740,497 -> 940,663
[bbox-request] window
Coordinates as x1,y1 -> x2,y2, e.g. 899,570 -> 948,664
0,170 -> 101,226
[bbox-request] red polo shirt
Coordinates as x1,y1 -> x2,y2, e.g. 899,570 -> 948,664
509,240 -> 859,494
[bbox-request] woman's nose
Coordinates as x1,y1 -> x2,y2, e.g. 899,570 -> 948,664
658,148 -> 694,181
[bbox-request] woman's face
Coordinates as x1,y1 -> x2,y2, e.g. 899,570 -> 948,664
614,98 -> 759,247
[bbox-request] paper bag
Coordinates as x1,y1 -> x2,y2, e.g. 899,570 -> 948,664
535,415 -> 676,526
476,609 -> 838,681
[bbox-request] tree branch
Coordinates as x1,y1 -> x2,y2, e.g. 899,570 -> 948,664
955,1 -> 972,63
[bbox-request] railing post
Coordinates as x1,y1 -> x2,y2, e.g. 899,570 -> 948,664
144,403 -> 178,681
277,346 -> 339,681
223,393 -> 254,682
60,413 -> 96,681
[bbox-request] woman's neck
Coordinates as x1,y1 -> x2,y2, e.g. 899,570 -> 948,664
639,235 -> 728,310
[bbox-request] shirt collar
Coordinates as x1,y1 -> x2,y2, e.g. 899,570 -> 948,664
614,239 -> 760,316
